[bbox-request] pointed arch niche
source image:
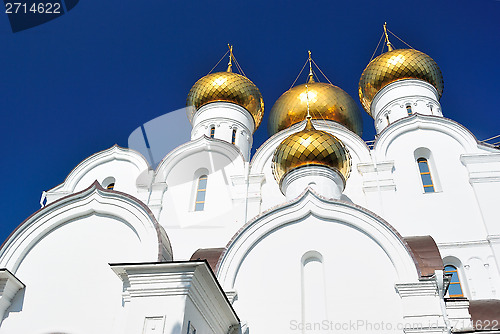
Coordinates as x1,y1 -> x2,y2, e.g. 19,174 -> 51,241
301,251 -> 327,326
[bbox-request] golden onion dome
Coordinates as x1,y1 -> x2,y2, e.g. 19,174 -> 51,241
186,71 -> 264,131
359,48 -> 444,116
268,80 -> 363,136
272,118 -> 351,186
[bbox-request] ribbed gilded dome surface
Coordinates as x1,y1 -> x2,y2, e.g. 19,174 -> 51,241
272,119 -> 351,185
186,71 -> 264,130
359,49 -> 444,115
268,82 -> 363,136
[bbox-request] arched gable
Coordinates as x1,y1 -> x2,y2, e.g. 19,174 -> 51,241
47,145 -> 150,201
0,182 -> 172,333
0,181 -> 172,272
154,137 -> 248,249
217,189 -> 420,289
154,135 -> 246,186
216,189 -> 422,334
373,114 -> 492,160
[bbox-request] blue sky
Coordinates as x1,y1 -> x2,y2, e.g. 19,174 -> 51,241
1,0 -> 499,242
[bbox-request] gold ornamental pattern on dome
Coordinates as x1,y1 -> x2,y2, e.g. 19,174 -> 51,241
272,119 -> 351,186
268,82 -> 363,136
359,49 -> 444,115
186,71 -> 265,131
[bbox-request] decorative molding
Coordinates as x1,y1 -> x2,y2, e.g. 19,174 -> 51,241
0,269 -> 24,325
438,239 -> 491,248
191,102 -> 255,134
224,290 -> 238,304
111,262 -> 239,334
395,281 -> 439,297
357,161 -> 396,192
372,80 -> 439,109
374,114 -> 483,160
48,145 -> 150,194
460,153 -> 500,184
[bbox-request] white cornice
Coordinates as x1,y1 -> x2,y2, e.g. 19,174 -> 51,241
111,262 -> 239,334
461,153 -> 500,164
460,153 -> 500,183
371,80 -> 439,111
0,269 -> 24,325
395,280 -> 439,297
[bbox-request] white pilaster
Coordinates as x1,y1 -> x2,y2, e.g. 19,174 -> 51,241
395,280 -> 448,334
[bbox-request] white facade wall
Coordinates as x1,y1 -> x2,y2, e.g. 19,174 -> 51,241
3,79 -> 500,334
34,105 -> 500,305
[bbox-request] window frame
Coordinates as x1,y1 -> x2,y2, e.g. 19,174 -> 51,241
194,175 -> 208,211
231,128 -> 237,145
406,104 -> 413,116
417,157 -> 435,193
444,264 -> 464,298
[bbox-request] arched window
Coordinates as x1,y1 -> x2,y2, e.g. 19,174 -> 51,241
102,176 -> 115,190
417,158 -> 435,193
406,105 -> 413,115
194,175 -> 207,211
210,126 -> 215,138
231,129 -> 237,145
445,265 -> 464,297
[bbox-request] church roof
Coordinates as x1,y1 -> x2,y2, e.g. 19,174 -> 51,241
469,300 -> 500,329
404,236 -> 443,278
190,248 -> 225,273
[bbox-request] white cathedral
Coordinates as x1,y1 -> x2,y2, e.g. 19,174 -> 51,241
0,28 -> 499,334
